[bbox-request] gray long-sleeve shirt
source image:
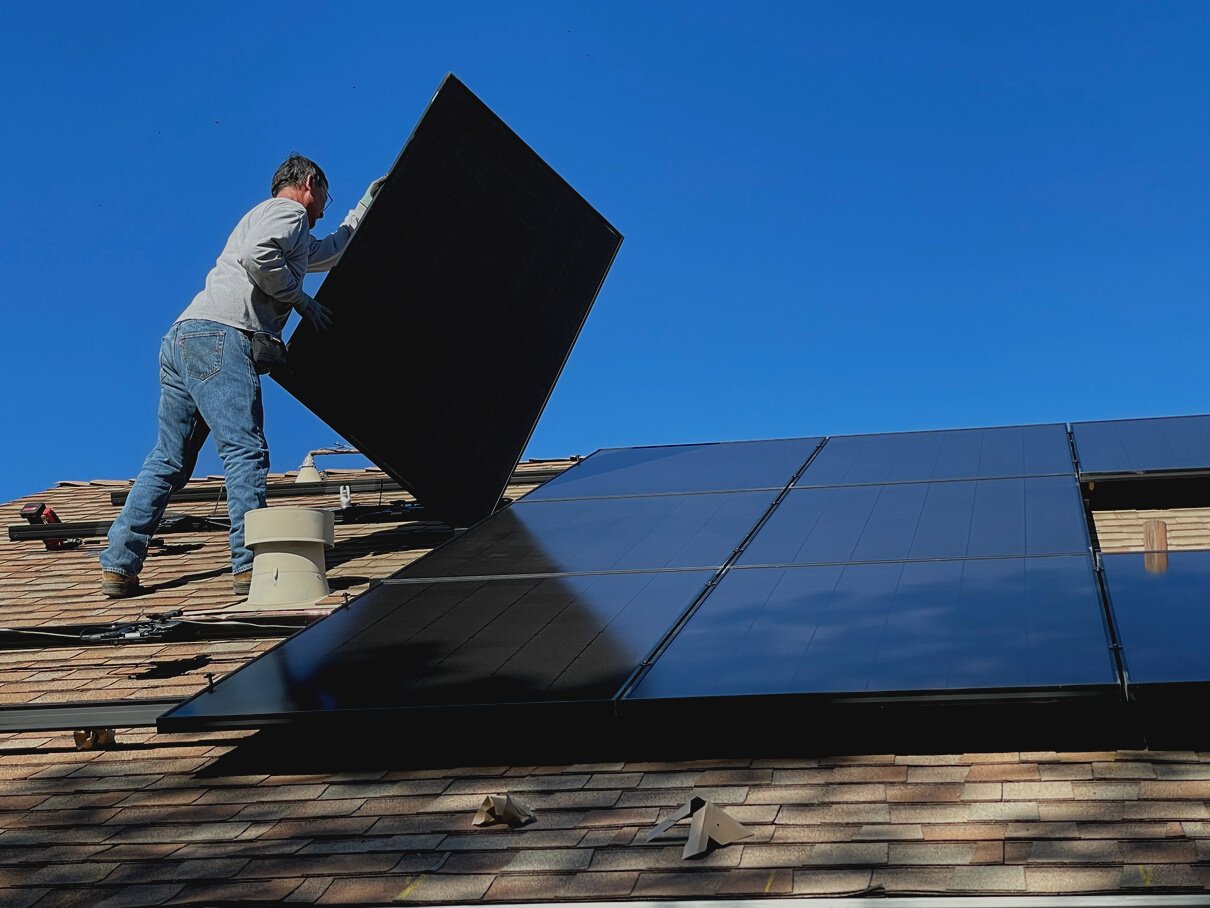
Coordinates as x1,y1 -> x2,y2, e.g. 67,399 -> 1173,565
176,198 -> 354,337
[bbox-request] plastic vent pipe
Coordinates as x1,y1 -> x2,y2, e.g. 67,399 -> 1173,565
242,507 -> 334,609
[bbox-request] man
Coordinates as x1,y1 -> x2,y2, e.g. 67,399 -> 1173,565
100,155 -> 384,598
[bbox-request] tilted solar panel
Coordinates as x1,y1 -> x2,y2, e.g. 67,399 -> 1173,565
279,74 -> 623,527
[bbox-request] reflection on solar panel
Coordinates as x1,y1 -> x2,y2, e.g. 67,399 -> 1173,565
163,416 -> 1165,734
1102,551 -> 1210,685
631,556 -> 1115,698
399,491 -> 779,578
1073,416 -> 1210,478
739,477 -> 1089,566
163,571 -> 715,725
796,424 -> 1073,487
524,438 -> 822,501
280,74 -> 623,527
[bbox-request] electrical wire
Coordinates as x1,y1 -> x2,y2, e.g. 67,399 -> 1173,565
174,617 -> 305,631
0,626 -> 87,639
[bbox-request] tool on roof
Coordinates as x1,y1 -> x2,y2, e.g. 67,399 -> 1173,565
18,503 -> 81,551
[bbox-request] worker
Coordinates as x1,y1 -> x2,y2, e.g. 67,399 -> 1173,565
100,155 -> 384,598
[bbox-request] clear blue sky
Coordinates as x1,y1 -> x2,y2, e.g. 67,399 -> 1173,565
2,2 -> 1208,505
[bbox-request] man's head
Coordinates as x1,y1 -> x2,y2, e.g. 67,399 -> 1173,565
271,154 -> 329,227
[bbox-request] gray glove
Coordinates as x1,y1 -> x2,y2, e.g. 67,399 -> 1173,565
343,175 -> 389,230
296,292 -> 332,330
362,174 -> 388,206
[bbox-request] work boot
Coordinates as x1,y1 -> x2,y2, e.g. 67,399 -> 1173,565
233,573 -> 252,597
101,571 -> 138,598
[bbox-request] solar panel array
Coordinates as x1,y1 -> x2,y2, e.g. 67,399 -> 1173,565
631,425 -> 1116,702
162,437 -> 824,727
169,416 -> 1210,731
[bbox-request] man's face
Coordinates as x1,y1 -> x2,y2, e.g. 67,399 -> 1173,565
303,177 -> 329,228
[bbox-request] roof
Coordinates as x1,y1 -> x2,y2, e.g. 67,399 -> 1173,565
4,466 -> 1210,905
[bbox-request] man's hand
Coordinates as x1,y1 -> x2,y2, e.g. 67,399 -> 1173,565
296,293 -> 333,330
344,175 -> 390,231
362,175 -> 389,206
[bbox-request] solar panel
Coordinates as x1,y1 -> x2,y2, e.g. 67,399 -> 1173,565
739,476 -> 1089,566
1102,551 -> 1210,685
523,438 -> 822,501
1072,415 -> 1210,479
796,424 -> 1073,488
279,74 -> 623,527
160,416 -> 1146,734
161,570 -> 714,727
630,555 -> 1115,699
400,491 -> 779,578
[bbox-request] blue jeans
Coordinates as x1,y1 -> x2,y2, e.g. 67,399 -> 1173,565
101,320 -> 269,578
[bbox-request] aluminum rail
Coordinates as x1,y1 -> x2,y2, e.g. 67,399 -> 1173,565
0,698 -> 180,732
106,465 -> 569,506
8,504 -> 459,543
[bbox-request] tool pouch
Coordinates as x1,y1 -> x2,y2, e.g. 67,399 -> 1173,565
250,332 -> 288,375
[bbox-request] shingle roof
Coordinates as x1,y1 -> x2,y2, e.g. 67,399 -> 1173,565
3,467 -> 1210,905
1094,507 -> 1210,553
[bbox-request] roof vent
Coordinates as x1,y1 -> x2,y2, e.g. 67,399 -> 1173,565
238,507 -> 334,609
295,453 -> 326,484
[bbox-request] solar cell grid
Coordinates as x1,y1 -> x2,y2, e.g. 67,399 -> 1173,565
162,570 -> 716,725
796,424 -> 1074,488
396,491 -> 778,579
739,476 -> 1089,567
522,437 -> 822,501
163,415 -> 1131,732
1102,551 -> 1210,685
1072,415 -> 1210,478
630,555 -> 1115,700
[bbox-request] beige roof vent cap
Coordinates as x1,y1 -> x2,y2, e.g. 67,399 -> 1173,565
238,507 -> 335,610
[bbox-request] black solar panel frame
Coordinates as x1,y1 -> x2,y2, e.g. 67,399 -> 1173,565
279,73 -> 623,528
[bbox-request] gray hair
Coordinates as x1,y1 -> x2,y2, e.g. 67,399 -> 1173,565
270,154 -> 328,196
